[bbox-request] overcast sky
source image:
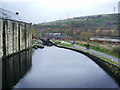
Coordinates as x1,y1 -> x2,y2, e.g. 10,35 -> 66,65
1,0 -> 119,24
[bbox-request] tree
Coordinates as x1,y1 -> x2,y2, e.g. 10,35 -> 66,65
80,32 -> 92,40
31,28 -> 36,37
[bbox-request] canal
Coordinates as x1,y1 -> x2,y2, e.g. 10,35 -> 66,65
3,46 -> 119,88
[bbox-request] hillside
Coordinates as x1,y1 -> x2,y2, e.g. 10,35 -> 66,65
33,13 -> 119,40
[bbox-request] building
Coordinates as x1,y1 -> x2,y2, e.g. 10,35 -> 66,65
0,8 -> 32,59
90,37 -> 120,44
45,33 -> 72,40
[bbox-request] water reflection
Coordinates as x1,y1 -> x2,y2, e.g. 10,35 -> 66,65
0,58 -> 2,90
2,49 -> 32,89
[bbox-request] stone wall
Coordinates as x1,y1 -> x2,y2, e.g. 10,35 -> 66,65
0,19 -> 3,58
0,19 -> 2,89
1,19 -> 32,57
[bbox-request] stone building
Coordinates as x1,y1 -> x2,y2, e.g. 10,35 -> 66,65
45,33 -> 72,40
0,8 -> 32,59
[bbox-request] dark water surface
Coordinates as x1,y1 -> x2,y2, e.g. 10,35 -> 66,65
12,46 -> 119,88
0,58 -> 2,89
2,49 -> 32,89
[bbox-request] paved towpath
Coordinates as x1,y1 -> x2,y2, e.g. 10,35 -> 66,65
62,41 -> 120,64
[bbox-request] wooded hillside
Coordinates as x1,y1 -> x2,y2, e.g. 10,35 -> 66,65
33,14 -> 119,40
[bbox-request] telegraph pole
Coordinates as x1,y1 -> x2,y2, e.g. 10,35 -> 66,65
118,1 -> 120,13
114,7 -> 116,14
67,14 -> 69,19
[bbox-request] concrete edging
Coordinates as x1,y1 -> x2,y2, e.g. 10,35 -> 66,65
57,45 -> 120,85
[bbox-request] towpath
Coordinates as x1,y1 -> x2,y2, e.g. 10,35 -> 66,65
61,41 -> 120,64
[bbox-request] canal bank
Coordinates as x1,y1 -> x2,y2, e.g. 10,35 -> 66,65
56,45 -> 120,86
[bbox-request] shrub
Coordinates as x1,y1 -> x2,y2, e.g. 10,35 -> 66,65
111,46 -> 120,56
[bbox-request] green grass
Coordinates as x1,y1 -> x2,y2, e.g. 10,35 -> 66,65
90,46 -> 120,59
52,40 -> 61,43
75,42 -> 86,47
65,40 -> 71,43
98,56 -> 120,67
59,43 -> 71,47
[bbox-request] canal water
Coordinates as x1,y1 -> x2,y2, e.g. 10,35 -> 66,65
3,46 -> 119,88
2,49 -> 32,89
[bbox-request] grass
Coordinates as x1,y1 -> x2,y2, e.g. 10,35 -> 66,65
75,42 -> 86,47
52,40 -> 61,43
90,46 -> 120,59
100,57 -> 120,66
59,43 -> 71,47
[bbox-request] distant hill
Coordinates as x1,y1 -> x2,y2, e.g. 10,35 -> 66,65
33,13 -> 119,40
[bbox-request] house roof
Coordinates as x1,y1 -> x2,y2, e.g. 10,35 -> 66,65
0,8 -> 30,23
